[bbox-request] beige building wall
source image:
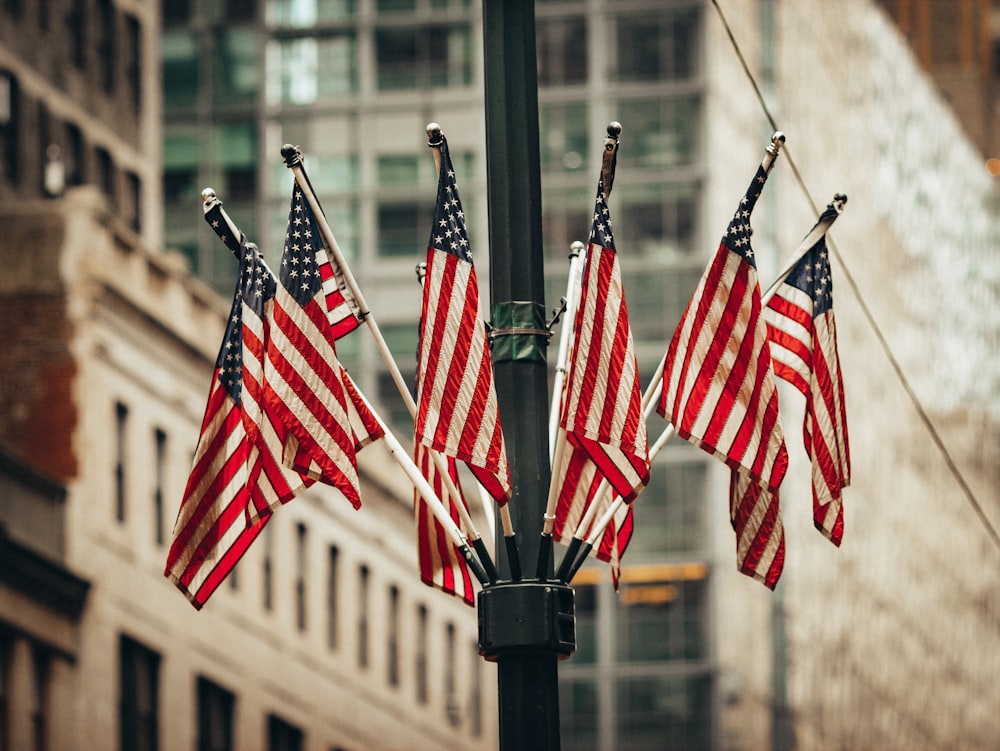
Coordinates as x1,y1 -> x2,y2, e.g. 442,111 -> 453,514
702,1 -> 1000,749
0,187 -> 496,751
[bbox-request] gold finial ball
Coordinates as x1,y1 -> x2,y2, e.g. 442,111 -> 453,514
986,158 -> 1000,176
607,121 -> 622,138
201,187 -> 217,202
426,122 -> 442,138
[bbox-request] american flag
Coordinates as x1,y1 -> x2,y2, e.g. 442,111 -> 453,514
164,245 -> 267,609
239,240 -> 313,524
413,442 -> 475,605
316,235 -> 363,338
415,136 -> 510,504
558,180 -> 649,506
264,185 -> 379,508
765,205 -> 850,545
551,443 -> 634,585
658,164 -> 788,589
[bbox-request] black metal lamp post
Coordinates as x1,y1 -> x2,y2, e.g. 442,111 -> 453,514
477,2 -> 576,750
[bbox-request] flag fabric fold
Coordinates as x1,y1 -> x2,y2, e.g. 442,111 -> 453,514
413,442 -> 476,606
658,164 -> 788,588
551,443 -> 634,584
551,177 -> 649,576
240,240 -> 314,524
559,180 -> 649,502
264,185 -> 381,509
415,136 -> 511,504
165,240 -> 273,609
765,205 -> 850,545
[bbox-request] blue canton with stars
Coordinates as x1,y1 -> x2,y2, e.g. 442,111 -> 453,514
722,165 -> 769,269
590,181 -> 616,251
215,241 -> 259,402
281,189 -> 325,304
241,240 -> 276,331
429,139 -> 473,264
784,238 -> 834,318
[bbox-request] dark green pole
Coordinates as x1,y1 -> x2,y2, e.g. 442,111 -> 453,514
478,2 -> 573,751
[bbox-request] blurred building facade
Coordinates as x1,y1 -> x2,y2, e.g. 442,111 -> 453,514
2,1 -> 999,751
0,2 -> 493,750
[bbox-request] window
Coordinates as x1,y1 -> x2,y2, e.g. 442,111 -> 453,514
66,3 -> 84,67
266,34 -> 357,105
375,25 -> 472,90
97,0 -> 116,92
162,30 -> 200,109
614,96 -> 701,171
0,71 -> 19,186
536,16 -> 588,86
614,8 -> 700,82
616,574 -> 708,662
0,633 -> 10,751
197,677 -> 234,751
295,523 -> 307,631
262,523 -> 274,609
126,15 -> 142,113
376,201 -> 423,257
469,639 -> 482,737
387,586 -> 399,686
153,428 -> 167,545
616,674 -> 712,750
267,714 -> 302,751
628,454 -> 706,557
415,605 -> 428,703
444,622 -> 458,726
213,28 -> 258,106
327,546 -> 339,649
29,648 -> 49,751
126,172 -> 142,232
96,147 -> 115,207
115,402 -> 128,523
65,122 -> 84,187
120,636 -> 160,751
539,102 -> 589,174
357,565 -> 369,669
266,0 -> 357,26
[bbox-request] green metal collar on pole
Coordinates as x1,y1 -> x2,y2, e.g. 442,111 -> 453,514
490,301 -> 549,363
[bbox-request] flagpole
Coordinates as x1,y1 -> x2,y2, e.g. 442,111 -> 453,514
281,144 -> 498,585
547,241 -> 586,456
426,123 -> 518,577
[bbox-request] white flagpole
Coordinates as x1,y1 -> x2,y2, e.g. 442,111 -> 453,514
281,144 -> 498,583
548,241 -> 587,457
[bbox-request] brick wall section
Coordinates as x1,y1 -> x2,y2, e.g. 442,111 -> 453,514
0,292 -> 77,483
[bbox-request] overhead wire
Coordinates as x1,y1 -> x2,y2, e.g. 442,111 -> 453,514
709,0 -> 1000,554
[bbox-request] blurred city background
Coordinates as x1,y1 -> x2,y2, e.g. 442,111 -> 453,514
1,0 -> 999,749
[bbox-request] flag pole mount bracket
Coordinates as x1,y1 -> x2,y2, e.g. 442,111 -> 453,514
477,581 -> 576,662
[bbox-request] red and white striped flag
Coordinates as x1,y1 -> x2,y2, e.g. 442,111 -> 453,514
415,135 -> 510,504
165,246 -> 269,609
659,164 -> 788,589
765,204 -> 850,545
240,241 -> 313,524
413,442 -> 475,605
559,180 -> 649,504
264,186 -> 381,509
551,442 -> 634,584
552,177 -> 648,576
